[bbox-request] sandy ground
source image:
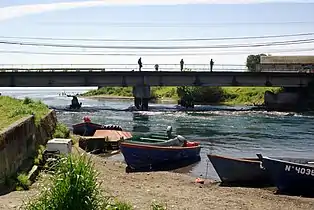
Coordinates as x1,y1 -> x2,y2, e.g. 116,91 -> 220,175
1,148 -> 314,210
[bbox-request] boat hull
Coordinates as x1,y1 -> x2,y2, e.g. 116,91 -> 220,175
208,154 -> 271,186
120,142 -> 201,171
72,122 -> 122,136
261,156 -> 314,196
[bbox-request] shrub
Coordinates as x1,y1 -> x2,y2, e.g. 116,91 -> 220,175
23,154 -> 133,210
16,173 -> 31,191
23,154 -> 104,210
53,123 -> 70,139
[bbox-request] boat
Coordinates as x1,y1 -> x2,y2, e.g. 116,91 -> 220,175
207,154 -> 272,187
125,134 -> 191,146
258,154 -> 314,196
73,116 -> 123,136
125,126 -> 199,147
120,142 -> 201,172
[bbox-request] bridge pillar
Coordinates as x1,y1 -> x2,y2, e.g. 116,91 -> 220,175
133,85 -> 151,111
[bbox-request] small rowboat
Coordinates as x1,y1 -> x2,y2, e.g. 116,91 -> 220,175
258,154 -> 314,196
207,154 -> 272,187
120,142 -> 201,172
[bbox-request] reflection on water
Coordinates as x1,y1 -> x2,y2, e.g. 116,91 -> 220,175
1,88 -> 314,180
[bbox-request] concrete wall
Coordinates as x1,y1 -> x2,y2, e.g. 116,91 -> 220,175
260,56 -> 314,64
264,91 -> 300,111
0,110 -> 57,185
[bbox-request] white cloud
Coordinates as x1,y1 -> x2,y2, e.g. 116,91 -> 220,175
0,0 -> 304,22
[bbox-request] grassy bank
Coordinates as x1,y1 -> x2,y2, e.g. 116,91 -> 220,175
81,86 -> 281,105
221,87 -> 282,105
0,96 -> 50,131
81,86 -> 179,101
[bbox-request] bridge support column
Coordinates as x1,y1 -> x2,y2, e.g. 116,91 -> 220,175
133,85 -> 150,111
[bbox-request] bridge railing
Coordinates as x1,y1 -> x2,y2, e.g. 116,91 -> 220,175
0,63 -> 248,72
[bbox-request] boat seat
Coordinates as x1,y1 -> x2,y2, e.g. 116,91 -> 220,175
150,135 -> 169,139
139,137 -> 167,142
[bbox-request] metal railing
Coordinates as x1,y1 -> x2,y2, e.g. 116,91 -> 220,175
0,63 -> 248,72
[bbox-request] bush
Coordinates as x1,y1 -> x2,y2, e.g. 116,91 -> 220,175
53,123 -> 70,139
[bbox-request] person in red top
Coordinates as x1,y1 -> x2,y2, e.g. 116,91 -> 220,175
83,116 -> 91,123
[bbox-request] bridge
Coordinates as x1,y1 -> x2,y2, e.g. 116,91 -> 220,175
0,64 -> 313,87
1,63 -> 313,111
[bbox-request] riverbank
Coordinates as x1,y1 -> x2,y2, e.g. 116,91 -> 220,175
0,96 -> 50,131
1,147 -> 314,210
81,87 -> 281,105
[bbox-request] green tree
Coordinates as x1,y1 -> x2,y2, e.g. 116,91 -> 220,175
246,54 -> 267,72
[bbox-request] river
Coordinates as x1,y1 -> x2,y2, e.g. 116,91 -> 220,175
1,87 -> 314,180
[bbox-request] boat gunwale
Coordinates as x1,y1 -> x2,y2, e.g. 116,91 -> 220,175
262,156 -> 314,168
120,142 -> 201,150
207,154 -> 261,164
72,122 -> 102,128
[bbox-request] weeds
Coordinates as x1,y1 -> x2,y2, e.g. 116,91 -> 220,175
16,173 -> 31,191
23,154 -> 132,210
151,201 -> 167,210
53,123 -> 70,139
34,145 -> 46,166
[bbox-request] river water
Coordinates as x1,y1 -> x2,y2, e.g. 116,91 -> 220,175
1,87 -> 314,180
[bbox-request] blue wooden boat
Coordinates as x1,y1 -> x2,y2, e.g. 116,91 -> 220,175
207,154 -> 271,186
72,122 -> 122,136
258,154 -> 314,196
120,142 -> 201,172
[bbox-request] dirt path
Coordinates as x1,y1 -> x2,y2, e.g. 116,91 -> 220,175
1,150 -> 314,210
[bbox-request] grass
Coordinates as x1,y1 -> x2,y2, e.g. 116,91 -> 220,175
53,123 -> 70,139
221,87 -> 282,105
81,86 -> 282,105
53,122 -> 81,145
151,201 -> 167,210
23,154 -> 133,210
16,173 -> 31,191
0,96 -> 50,131
151,87 -> 178,100
82,87 -> 133,97
34,145 -> 46,166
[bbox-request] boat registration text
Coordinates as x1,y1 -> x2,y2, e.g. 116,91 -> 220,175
285,165 -> 314,176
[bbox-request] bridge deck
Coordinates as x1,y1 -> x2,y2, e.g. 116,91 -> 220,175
0,71 -> 313,87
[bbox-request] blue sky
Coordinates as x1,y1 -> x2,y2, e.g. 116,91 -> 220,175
0,0 -> 313,68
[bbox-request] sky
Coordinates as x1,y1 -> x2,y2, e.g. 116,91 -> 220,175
0,0 -> 313,69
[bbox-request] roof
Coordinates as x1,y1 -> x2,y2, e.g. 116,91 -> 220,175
260,56 -> 314,64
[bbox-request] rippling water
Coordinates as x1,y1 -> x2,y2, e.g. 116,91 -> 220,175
1,87 -> 314,180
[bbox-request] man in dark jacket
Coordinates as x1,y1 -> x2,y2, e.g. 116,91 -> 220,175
180,59 -> 184,71
210,59 -> 214,72
138,57 -> 143,71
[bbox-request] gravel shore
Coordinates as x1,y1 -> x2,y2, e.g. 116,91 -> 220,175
1,148 -> 314,210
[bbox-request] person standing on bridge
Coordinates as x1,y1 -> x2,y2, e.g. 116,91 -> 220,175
155,64 -> 159,71
138,57 -> 143,72
210,59 -> 214,72
180,59 -> 184,71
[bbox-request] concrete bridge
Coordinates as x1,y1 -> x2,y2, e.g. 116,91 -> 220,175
0,70 -> 313,88
1,64 -> 313,111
